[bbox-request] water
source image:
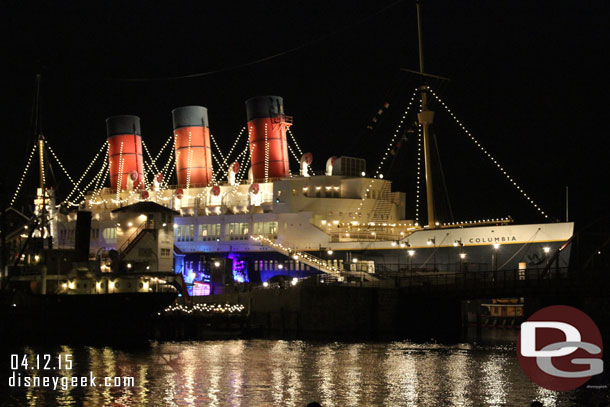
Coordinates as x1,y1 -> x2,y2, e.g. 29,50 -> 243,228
1,333 -> 608,406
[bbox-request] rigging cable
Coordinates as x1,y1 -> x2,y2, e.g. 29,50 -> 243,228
111,0 -> 405,82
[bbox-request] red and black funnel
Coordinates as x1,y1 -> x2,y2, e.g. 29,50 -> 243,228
246,95 -> 291,181
172,106 -> 213,187
106,115 -> 144,190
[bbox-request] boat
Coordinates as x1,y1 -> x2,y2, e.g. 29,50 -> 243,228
2,6 -> 574,302
0,77 -> 179,343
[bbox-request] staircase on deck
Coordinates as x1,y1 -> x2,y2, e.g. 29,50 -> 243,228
370,181 -> 395,223
119,220 -> 157,259
251,235 -> 379,281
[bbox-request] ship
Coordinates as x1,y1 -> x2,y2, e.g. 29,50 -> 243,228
2,6 -> 574,304
0,88 -> 573,299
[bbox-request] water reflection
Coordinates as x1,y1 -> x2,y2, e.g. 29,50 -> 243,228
2,339 -> 608,406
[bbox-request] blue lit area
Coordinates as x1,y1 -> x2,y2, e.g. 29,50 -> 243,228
174,252 -> 211,296
259,264 -> 319,283
228,253 -> 249,283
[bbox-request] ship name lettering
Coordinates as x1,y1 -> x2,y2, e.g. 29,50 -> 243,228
469,236 -> 517,244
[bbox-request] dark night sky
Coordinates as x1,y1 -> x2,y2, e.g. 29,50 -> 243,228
3,0 -> 609,227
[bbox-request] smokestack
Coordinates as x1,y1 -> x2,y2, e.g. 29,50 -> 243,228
74,211 -> 92,262
106,115 -> 145,191
245,96 -> 291,181
172,106 -> 213,187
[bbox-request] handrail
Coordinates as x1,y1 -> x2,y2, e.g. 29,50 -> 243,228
250,235 -> 341,274
118,222 -> 147,253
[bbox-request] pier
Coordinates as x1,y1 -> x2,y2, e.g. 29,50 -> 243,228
192,264 -> 610,340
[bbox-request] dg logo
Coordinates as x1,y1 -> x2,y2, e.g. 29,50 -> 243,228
518,305 -> 604,391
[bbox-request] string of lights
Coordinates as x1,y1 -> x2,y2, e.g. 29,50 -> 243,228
84,158 -> 107,195
66,153 -> 108,206
142,160 -> 156,190
264,123 -> 269,183
428,88 -> 550,220
224,145 -> 251,199
237,150 -> 250,182
251,235 -> 340,273
216,145 -> 248,180
161,152 -> 177,190
351,87 -> 419,222
10,144 -> 38,207
287,128 -> 303,156
142,140 -> 161,175
45,140 -> 84,200
64,141 -> 108,203
158,137 -> 177,191
91,148 -> 110,201
115,142 -> 124,202
162,303 -> 246,315
209,133 -> 226,166
186,131 -> 193,190
415,123 -> 423,225
287,143 -> 301,165
220,126 -> 246,168
39,141 -> 46,189
154,135 -> 174,165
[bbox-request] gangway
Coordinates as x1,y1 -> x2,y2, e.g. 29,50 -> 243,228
250,235 -> 379,281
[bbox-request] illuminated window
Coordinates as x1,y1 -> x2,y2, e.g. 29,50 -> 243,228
103,228 -> 116,240
225,223 -> 249,240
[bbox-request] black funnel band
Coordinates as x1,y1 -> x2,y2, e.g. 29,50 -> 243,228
172,106 -> 209,129
106,115 -> 141,137
245,95 -> 284,121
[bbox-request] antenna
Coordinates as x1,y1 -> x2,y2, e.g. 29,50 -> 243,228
416,0 -> 425,75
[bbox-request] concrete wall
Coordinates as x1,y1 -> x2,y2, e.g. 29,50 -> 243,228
194,285 -> 463,338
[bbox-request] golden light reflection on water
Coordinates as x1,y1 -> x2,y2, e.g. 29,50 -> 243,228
4,340 -> 605,407
446,350 -> 472,407
482,354 -> 508,406
315,344 -> 337,407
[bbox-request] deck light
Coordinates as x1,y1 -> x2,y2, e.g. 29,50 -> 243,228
543,246 -> 551,254
327,249 -> 333,255
408,250 -> 415,257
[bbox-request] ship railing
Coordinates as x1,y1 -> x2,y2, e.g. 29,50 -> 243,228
394,266 -> 572,289
328,231 -> 404,242
306,266 -> 582,292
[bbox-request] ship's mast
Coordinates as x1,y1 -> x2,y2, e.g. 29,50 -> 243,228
416,1 -> 436,228
33,74 -> 48,243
